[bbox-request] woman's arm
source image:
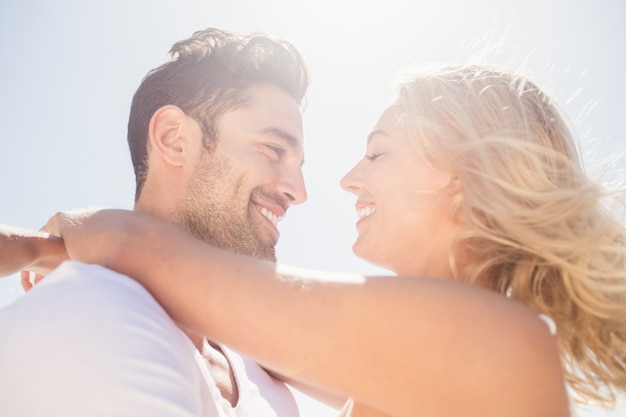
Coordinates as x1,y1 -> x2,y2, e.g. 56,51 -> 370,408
56,209 -> 570,417
0,224 -> 68,283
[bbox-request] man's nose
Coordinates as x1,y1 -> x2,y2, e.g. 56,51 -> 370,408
278,166 -> 307,205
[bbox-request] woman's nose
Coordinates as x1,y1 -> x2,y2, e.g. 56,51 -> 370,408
340,160 -> 364,195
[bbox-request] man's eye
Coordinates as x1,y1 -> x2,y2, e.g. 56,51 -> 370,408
365,153 -> 382,161
266,144 -> 285,157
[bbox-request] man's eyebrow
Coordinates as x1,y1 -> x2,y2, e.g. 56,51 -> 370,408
367,129 -> 390,144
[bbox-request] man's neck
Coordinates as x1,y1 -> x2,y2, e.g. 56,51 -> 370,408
185,329 -> 205,350
133,194 -> 239,404
186,328 -> 240,406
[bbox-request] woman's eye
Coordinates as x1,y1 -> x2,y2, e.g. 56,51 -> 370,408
366,153 -> 382,161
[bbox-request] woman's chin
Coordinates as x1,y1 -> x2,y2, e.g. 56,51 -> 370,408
352,241 -> 390,270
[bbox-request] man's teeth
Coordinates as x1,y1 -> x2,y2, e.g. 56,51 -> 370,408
357,207 -> 376,219
260,207 -> 279,227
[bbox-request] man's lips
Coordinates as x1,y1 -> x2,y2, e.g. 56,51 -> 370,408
259,206 -> 280,228
253,203 -> 285,237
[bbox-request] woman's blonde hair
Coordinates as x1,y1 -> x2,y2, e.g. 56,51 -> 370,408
394,64 -> 626,405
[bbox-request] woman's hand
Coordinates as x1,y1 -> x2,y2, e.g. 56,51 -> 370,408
42,208 -> 144,267
0,208 -> 144,291
0,224 -> 68,289
0,207 -> 111,291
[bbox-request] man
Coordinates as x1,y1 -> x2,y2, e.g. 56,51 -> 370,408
0,28 -> 309,416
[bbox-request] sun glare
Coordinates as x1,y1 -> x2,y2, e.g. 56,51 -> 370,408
285,0 -> 425,43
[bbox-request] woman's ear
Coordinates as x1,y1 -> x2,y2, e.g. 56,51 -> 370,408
148,105 -> 188,167
448,177 -> 465,225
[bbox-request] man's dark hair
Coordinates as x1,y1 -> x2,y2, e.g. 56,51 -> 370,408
128,28 -> 309,200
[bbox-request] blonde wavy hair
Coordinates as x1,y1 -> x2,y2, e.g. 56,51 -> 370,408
394,64 -> 626,405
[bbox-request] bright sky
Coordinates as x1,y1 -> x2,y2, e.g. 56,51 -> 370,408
0,0 -> 624,416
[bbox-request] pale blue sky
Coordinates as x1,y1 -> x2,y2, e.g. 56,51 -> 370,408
0,1 -> 624,415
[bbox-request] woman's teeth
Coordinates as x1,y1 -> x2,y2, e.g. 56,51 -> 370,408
357,207 -> 376,219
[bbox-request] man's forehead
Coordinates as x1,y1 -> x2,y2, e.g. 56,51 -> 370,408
220,86 -> 304,137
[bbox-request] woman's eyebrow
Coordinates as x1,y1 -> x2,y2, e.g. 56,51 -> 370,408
367,129 -> 390,144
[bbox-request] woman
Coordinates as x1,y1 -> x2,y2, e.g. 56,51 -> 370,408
8,64 -> 626,416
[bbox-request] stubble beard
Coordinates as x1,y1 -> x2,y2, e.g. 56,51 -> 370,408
177,198 -> 276,262
174,154 -> 276,262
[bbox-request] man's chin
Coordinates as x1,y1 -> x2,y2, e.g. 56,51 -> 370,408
233,242 -> 276,263
260,246 -> 277,263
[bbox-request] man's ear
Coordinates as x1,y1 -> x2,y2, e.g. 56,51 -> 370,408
148,105 -> 189,167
